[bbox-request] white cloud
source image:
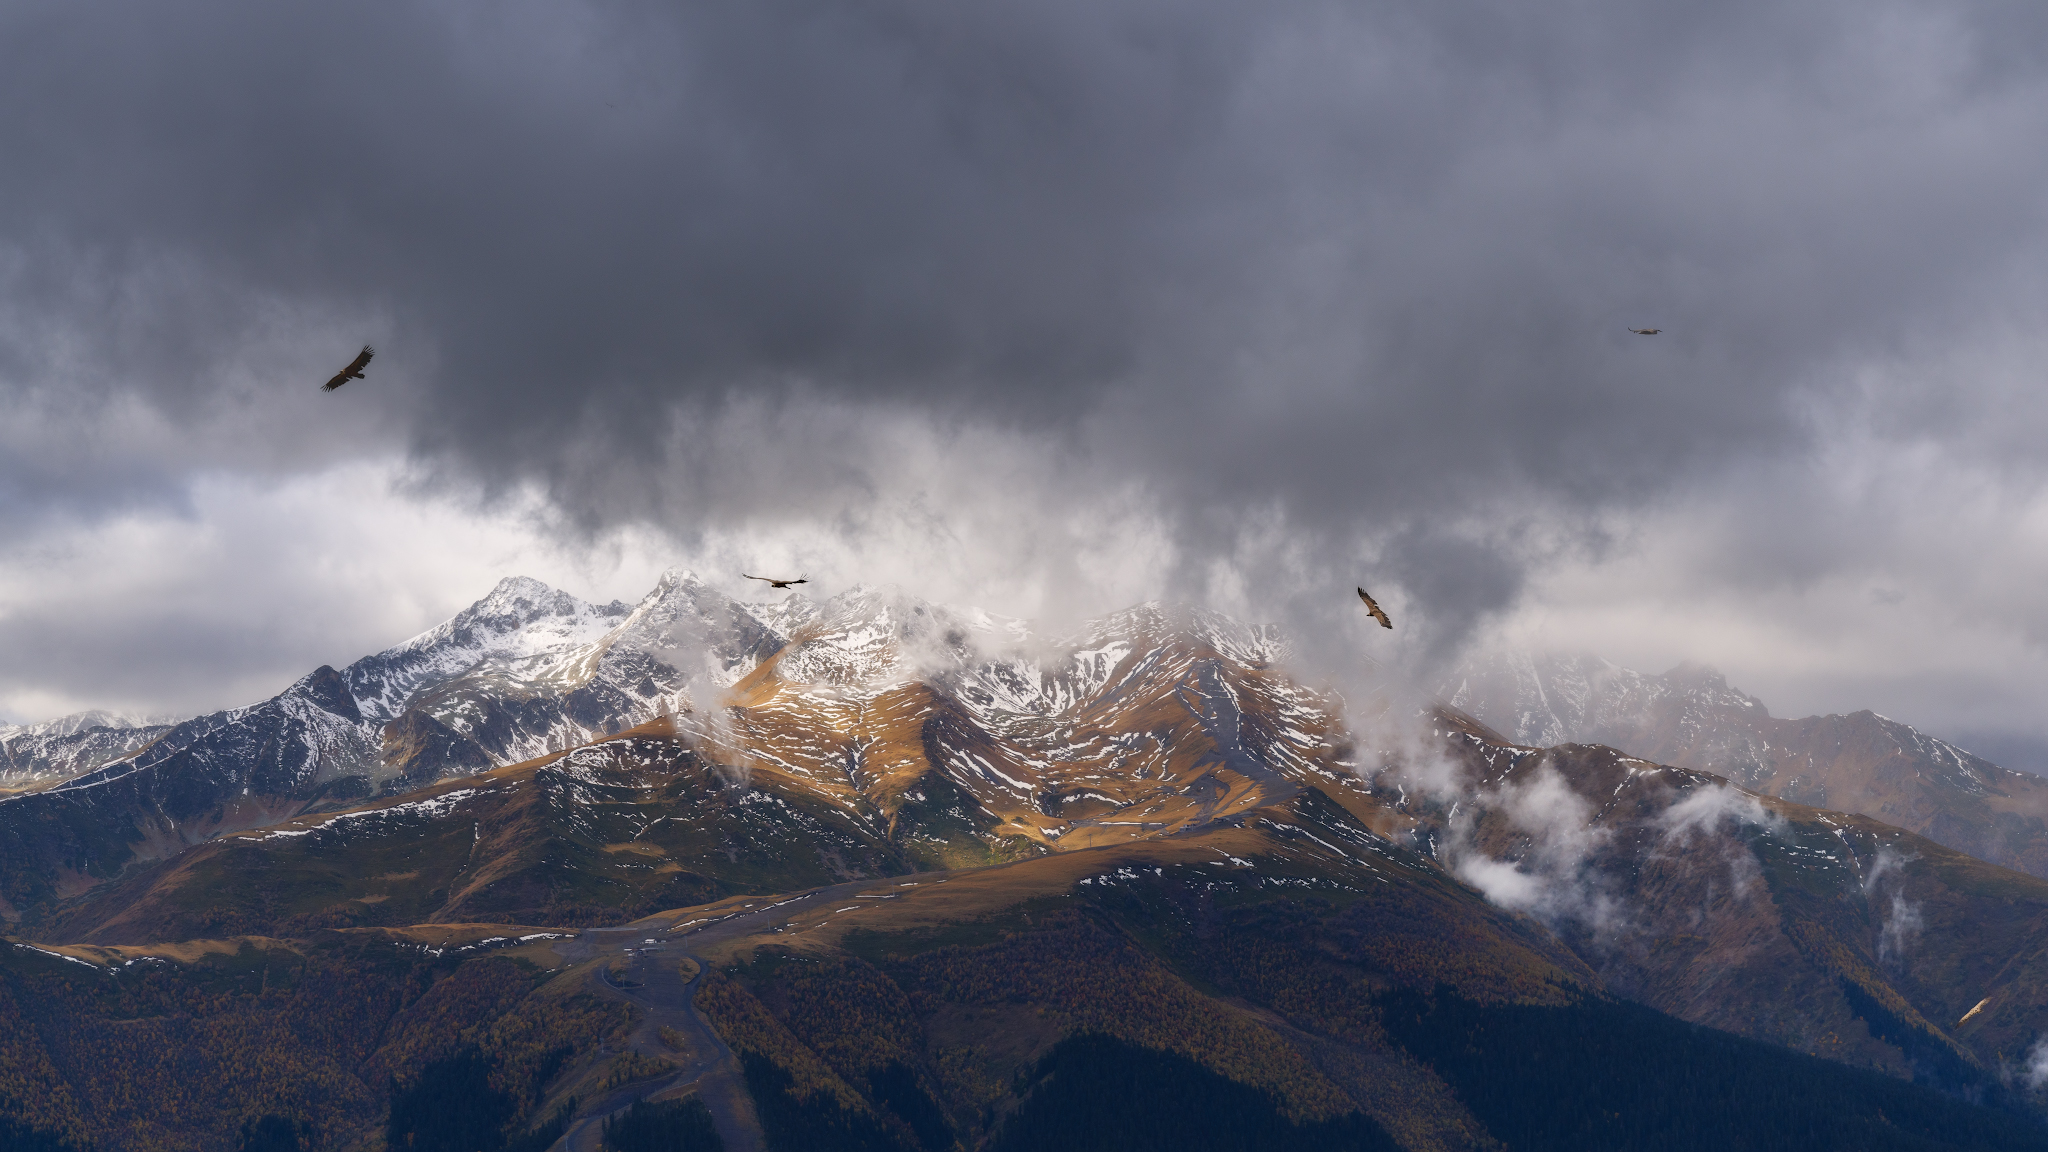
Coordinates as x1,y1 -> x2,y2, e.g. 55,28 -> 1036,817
0,423 -> 1198,723
1436,761 -> 1625,933
1658,783 -> 1780,842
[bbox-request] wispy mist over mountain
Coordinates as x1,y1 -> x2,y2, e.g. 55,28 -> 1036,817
1440,650 -> 2048,878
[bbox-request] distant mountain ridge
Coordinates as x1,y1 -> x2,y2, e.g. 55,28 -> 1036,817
0,710 -> 179,791
0,709 -> 177,741
1377,718 -> 2048,1097
1440,651 -> 2048,878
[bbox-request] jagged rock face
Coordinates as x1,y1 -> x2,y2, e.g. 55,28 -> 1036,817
1441,651 -> 2048,878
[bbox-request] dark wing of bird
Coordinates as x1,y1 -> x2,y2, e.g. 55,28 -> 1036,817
1629,327 -> 1661,335
742,574 -> 773,583
322,345 -> 375,391
1356,587 -> 1393,629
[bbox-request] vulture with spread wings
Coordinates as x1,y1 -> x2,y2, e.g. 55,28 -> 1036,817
744,574 -> 808,589
1628,327 -> 1662,335
1356,587 -> 1392,629
322,346 -> 374,391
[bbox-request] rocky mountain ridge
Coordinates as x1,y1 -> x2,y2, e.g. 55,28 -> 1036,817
0,574 -> 1318,917
39,584 -> 1343,941
1440,651 -> 2048,878
0,571 -> 809,909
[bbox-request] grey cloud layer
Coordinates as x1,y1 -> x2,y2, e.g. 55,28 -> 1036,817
7,0 -> 2048,702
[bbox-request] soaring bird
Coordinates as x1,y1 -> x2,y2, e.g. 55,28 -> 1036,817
1356,587 -> 1392,629
744,574 -> 808,589
322,346 -> 374,391
1628,327 -> 1662,335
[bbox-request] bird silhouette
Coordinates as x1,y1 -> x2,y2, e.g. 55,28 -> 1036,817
322,346 -> 374,391
1356,587 -> 1392,629
744,574 -> 808,589
1628,327 -> 1662,335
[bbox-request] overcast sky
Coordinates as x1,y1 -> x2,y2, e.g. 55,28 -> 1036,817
4,0 -> 2048,766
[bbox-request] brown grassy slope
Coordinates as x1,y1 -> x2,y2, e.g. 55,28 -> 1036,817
662,794 -> 1590,1151
47,723 -> 916,944
708,614 -> 1355,856
0,934 -> 629,1152
3,750 -> 2043,1152
686,832 -> 1585,1150
1750,711 -> 2048,878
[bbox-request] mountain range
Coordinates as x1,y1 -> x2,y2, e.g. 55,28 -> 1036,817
0,711 -> 177,792
1439,652 -> 2048,878
1,576 -> 2046,1151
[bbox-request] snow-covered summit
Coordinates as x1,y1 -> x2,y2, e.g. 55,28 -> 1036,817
0,569 -> 1361,924
343,576 -> 631,723
600,569 -> 786,687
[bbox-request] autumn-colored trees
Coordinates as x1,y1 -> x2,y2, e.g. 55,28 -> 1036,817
0,940 -> 623,1151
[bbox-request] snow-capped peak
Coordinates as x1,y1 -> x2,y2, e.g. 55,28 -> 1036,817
470,574 -> 581,617
341,577 -> 630,723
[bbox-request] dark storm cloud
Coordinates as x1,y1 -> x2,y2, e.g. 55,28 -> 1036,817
7,0 -> 2048,662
